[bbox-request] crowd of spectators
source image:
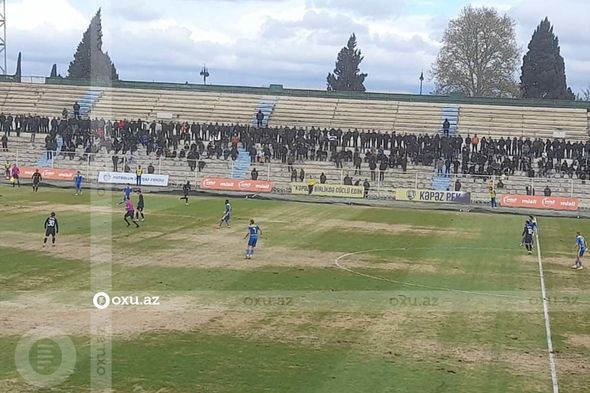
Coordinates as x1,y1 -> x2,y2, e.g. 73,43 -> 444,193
2,111 -> 590,184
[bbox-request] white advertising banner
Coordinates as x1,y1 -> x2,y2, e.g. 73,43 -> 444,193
97,172 -> 169,187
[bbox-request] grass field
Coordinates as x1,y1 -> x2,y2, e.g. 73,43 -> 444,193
0,186 -> 589,393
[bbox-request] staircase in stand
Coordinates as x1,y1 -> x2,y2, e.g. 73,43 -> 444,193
251,98 -> 277,127
231,148 -> 251,179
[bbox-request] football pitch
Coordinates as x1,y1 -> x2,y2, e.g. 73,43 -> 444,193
0,187 -> 589,393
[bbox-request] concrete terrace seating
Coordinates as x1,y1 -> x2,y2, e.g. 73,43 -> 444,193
91,88 -> 262,124
269,97 -> 447,134
91,87 -> 160,120
268,96 -> 339,128
0,83 -> 87,117
394,102 -> 445,134
458,104 -> 589,141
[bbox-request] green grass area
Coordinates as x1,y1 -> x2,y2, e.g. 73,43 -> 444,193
0,186 -> 589,392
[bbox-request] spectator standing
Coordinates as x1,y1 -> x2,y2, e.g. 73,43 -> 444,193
73,102 -> 80,119
369,159 -> 377,181
471,133 -> 479,153
320,172 -> 327,184
135,165 -> 143,186
544,185 -> 552,196
489,187 -> 497,208
307,176 -> 317,195
251,167 -> 259,180
379,160 -> 387,182
299,168 -> 305,182
443,118 -> 450,137
256,110 -> 265,128
354,154 -> 362,175
112,155 -> 119,172
1,134 -> 7,151
363,179 -> 370,198
454,179 -> 462,192
290,168 -> 298,182
147,163 -> 155,174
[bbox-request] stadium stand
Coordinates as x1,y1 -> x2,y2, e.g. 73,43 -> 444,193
2,80 -> 590,207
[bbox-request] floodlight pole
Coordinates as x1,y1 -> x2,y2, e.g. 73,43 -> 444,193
0,0 -> 7,75
419,71 -> 424,96
200,65 -> 209,85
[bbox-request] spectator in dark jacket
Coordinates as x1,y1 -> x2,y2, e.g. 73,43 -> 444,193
544,185 -> 551,196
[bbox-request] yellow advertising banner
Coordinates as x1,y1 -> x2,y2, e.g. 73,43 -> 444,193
395,188 -> 471,204
290,183 -> 365,198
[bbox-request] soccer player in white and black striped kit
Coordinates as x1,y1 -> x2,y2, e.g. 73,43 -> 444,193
43,212 -> 59,247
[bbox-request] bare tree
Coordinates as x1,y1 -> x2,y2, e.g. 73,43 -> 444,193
576,86 -> 590,101
432,6 -> 519,97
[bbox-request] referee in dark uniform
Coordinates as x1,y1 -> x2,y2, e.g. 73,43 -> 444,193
180,181 -> 191,206
43,212 -> 59,247
32,169 -> 42,192
136,189 -> 145,221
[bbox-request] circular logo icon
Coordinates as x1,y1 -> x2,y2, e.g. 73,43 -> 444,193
14,327 -> 76,388
93,292 -> 111,310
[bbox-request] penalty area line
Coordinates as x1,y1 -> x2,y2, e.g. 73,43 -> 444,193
534,229 -> 559,393
334,247 -> 529,300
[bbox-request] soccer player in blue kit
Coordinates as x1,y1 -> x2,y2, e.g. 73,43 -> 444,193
74,171 -> 84,196
118,184 -> 133,205
573,232 -> 586,270
244,219 -> 261,259
521,219 -> 534,255
219,199 -> 232,228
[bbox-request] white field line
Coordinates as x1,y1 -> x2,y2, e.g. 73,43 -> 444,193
334,243 -> 561,392
335,247 -> 526,300
534,229 -> 559,393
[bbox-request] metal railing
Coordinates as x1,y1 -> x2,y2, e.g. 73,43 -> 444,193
2,147 -> 588,203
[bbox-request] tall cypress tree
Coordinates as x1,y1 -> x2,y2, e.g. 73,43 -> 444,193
67,9 -> 119,82
327,33 -> 367,92
520,18 -> 573,100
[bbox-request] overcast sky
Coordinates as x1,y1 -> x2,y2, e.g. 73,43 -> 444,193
6,0 -> 590,94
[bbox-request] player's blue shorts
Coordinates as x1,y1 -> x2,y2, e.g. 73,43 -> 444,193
248,237 -> 258,247
579,248 -> 585,257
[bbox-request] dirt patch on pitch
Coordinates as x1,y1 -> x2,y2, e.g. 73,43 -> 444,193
311,219 -> 478,238
0,293 -> 230,337
30,202 -> 116,215
567,334 -> 590,348
545,256 -> 579,269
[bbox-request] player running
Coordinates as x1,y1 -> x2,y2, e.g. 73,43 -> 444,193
10,164 -> 20,188
74,171 -> 84,195
219,199 -> 232,227
528,215 -> 538,233
31,169 -> 42,192
124,198 -> 140,228
179,181 -> 191,205
118,184 -> 133,205
244,219 -> 262,259
521,219 -> 534,255
43,212 -> 59,247
572,232 -> 586,270
136,189 -> 145,221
